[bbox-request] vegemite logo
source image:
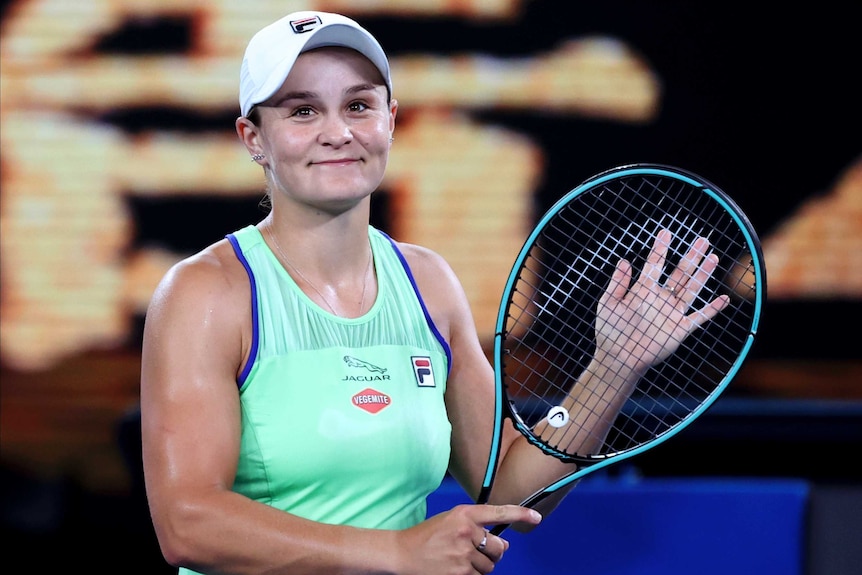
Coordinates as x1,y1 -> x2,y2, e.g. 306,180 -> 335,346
412,356 -> 435,387
352,388 -> 391,414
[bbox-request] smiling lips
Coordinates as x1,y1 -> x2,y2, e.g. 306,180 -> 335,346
313,158 -> 360,166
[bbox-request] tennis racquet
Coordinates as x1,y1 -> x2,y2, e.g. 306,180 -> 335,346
477,163 -> 766,534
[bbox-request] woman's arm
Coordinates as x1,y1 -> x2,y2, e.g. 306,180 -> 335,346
409,231 -> 728,526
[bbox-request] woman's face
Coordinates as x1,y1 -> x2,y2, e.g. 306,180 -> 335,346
255,47 -> 396,212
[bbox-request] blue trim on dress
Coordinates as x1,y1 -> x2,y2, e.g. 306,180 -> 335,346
227,232 -> 259,388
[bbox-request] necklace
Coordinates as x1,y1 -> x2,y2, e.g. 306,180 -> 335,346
267,227 -> 373,317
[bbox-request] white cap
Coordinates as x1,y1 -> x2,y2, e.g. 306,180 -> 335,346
239,11 -> 392,117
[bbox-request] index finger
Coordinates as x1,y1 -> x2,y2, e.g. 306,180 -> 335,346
477,504 -> 542,529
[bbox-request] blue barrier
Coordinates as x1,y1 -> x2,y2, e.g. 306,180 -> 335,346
426,473 -> 809,575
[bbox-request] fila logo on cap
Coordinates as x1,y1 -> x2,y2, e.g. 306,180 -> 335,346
291,16 -> 322,34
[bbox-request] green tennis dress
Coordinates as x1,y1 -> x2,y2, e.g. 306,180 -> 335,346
177,225 -> 452,574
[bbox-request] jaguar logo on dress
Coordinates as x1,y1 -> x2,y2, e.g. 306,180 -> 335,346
412,356 -> 436,387
342,356 -> 391,382
344,355 -> 387,373
352,388 -> 391,414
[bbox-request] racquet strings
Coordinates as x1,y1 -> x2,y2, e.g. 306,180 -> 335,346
499,173 -> 759,461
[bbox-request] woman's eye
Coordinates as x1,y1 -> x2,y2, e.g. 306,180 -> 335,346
292,106 -> 314,117
348,101 -> 368,113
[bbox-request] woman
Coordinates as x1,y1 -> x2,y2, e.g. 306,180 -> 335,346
140,11 -> 727,575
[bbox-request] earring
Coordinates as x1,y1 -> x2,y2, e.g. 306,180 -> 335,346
389,136 -> 394,144
251,153 -> 265,162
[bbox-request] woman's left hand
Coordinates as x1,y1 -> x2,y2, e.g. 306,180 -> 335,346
595,229 -> 730,375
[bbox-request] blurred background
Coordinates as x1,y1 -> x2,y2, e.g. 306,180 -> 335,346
1,1 -> 859,574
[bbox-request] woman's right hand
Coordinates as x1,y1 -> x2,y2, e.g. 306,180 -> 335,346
396,504 -> 541,574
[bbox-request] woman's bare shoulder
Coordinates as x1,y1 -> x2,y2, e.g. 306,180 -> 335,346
391,240 -> 451,275
148,238 -> 248,317
390,239 -> 473,334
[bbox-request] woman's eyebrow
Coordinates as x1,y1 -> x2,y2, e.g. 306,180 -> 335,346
345,83 -> 380,95
269,83 -> 382,106
270,90 -> 317,105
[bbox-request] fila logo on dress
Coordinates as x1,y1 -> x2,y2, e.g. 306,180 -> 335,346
411,356 -> 435,387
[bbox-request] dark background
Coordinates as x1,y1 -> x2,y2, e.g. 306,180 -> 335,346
2,1 -> 860,573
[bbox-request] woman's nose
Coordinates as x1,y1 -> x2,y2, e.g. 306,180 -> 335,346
318,116 -> 353,146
